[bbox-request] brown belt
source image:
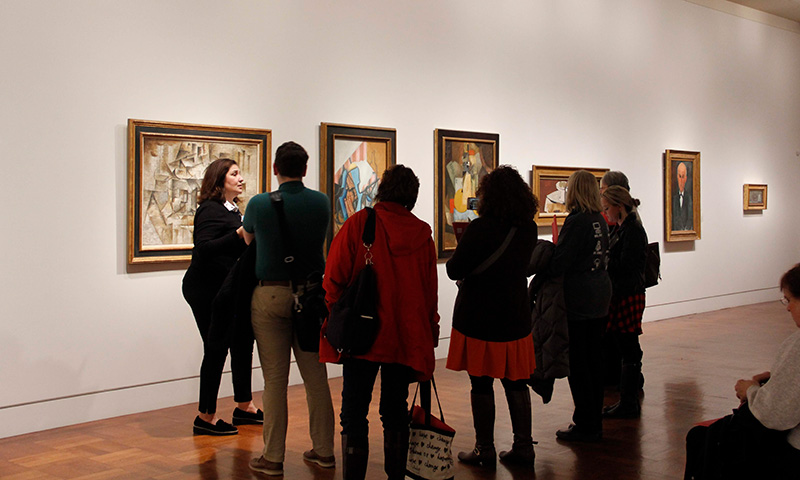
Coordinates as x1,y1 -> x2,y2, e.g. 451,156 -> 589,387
259,280 -> 291,287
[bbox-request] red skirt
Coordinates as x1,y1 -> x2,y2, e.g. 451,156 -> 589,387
607,293 -> 646,334
446,329 -> 536,381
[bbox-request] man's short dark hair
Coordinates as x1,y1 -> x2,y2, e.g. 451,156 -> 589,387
376,164 -> 420,211
274,141 -> 308,178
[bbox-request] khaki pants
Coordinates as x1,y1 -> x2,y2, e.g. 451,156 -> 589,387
251,284 -> 335,462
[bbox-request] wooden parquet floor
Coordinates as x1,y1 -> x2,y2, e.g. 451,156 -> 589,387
0,301 -> 793,479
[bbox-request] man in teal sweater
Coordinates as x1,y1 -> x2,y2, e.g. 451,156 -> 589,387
243,141 -> 335,476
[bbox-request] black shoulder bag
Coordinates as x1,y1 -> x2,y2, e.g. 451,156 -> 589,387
325,207 -> 379,355
270,192 -> 327,353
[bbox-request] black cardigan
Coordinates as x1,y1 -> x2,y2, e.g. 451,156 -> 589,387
446,216 -> 536,342
183,200 -> 247,292
607,213 -> 648,297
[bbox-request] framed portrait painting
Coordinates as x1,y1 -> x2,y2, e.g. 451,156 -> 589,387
434,129 -> 499,259
531,166 -> 609,227
127,119 -> 271,264
664,149 -> 701,242
320,123 -> 396,246
743,184 -> 767,211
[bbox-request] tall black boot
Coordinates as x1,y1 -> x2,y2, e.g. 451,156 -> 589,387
603,362 -> 642,419
383,429 -> 409,480
499,388 -> 535,465
457,392 -> 496,469
342,434 -> 369,480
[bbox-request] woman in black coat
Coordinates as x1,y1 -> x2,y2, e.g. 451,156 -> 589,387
182,158 -> 262,435
549,170 -> 612,442
601,185 -> 648,418
446,166 -> 539,468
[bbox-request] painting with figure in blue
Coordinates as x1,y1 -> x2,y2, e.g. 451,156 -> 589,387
332,139 -> 387,237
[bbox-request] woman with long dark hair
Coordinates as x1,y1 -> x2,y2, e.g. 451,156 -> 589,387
550,170 -> 612,442
182,158 -> 262,435
446,166 -> 539,468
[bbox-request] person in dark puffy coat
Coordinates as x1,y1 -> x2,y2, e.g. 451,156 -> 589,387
527,239 -> 569,404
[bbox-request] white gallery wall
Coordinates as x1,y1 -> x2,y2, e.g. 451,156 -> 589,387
1,0 -> 799,438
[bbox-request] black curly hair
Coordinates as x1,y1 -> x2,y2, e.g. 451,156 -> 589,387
376,164 -> 420,210
476,165 -> 538,226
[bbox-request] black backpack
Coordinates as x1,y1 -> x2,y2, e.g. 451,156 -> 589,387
644,242 -> 661,288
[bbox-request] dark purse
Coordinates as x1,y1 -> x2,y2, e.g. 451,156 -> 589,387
325,207 -> 379,355
270,192 -> 327,353
643,242 -> 661,288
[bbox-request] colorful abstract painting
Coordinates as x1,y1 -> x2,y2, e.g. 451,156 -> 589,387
320,123 -> 396,248
434,129 -> 498,259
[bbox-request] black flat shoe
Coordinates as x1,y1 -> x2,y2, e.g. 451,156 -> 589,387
555,424 -> 602,443
193,416 -> 238,436
232,408 -> 264,426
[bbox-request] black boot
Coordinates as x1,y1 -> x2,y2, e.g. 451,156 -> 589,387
499,388 -> 535,465
383,429 -> 409,480
342,434 -> 369,480
457,392 -> 496,469
603,362 -> 642,419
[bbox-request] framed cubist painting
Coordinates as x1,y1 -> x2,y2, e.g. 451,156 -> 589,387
434,129 -> 498,260
532,166 -> 608,227
127,119 -> 271,264
743,184 -> 767,211
320,123 -> 396,246
664,149 -> 701,242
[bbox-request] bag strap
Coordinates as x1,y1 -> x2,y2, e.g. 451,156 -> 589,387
270,192 -> 301,296
469,226 -> 517,276
409,377 -> 446,426
362,207 -> 376,266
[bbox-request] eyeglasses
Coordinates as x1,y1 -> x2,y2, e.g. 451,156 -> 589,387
780,296 -> 790,306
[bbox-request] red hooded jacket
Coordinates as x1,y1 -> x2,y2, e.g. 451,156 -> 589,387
320,202 -> 439,380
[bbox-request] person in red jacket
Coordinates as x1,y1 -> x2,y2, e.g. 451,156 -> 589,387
320,165 -> 439,480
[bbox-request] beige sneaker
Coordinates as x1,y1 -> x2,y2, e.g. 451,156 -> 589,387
249,456 -> 283,476
302,449 -> 335,468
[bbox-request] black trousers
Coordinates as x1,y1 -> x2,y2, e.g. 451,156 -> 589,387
183,279 -> 254,415
469,375 -> 529,394
340,358 -> 414,443
567,316 -> 606,433
613,332 -> 643,365
684,403 -> 800,479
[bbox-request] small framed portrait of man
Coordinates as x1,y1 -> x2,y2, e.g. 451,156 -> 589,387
664,149 -> 700,242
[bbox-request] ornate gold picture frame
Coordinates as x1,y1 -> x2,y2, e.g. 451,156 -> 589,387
127,119 -> 271,264
531,166 -> 609,227
434,129 -> 499,260
743,184 -> 767,211
319,123 -> 396,247
664,149 -> 701,242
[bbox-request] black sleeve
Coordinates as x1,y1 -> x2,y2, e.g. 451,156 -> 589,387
446,219 -> 488,281
548,214 -> 580,278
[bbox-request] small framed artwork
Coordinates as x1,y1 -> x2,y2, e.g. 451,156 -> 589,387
664,149 -> 701,242
434,129 -> 499,259
743,184 -> 767,211
531,166 -> 609,227
320,123 -> 396,246
127,119 -> 271,264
